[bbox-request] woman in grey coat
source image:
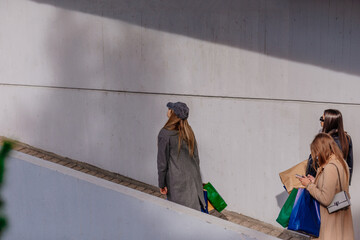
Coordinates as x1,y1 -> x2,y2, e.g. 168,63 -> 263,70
157,102 -> 206,211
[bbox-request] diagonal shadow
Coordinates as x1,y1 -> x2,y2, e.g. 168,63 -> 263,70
31,0 -> 360,76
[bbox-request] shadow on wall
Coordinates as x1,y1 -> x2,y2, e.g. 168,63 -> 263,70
275,190 -> 288,208
34,8 -> 171,176
31,0 -> 360,76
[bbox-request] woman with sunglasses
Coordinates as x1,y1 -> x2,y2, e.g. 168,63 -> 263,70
306,109 -> 353,184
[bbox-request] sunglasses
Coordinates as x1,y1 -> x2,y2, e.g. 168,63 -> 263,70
319,116 -> 324,122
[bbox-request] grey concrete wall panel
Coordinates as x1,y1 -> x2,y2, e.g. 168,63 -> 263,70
3,152 -> 279,240
0,0 -> 360,103
0,86 -> 358,238
0,0 -> 359,239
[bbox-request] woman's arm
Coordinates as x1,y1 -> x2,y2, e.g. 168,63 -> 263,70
305,154 -> 317,177
347,136 -> 353,185
193,141 -> 200,164
157,131 -> 169,189
306,164 -> 338,206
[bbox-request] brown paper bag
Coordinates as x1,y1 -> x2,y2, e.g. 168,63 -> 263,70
208,200 -> 214,211
279,160 -> 308,193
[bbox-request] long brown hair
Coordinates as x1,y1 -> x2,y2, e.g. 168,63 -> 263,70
164,111 -> 195,157
311,133 -> 349,181
322,109 -> 349,159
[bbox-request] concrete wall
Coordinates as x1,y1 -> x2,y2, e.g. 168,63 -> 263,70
0,0 -> 359,237
2,151 -> 279,240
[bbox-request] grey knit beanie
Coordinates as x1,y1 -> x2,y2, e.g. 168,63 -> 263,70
166,102 -> 189,120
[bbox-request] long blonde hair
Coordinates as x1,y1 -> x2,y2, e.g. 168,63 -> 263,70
164,111 -> 195,157
311,133 -> 349,181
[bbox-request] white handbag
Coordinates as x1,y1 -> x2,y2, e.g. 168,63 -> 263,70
327,163 -> 351,214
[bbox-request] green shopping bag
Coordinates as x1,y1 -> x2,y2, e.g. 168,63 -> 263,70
203,182 -> 227,212
276,188 -> 298,227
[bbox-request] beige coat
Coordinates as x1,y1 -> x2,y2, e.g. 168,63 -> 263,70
307,155 -> 354,240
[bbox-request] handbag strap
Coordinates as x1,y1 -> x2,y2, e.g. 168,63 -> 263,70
328,163 -> 343,191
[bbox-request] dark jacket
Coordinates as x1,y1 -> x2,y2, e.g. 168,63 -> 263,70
157,128 -> 206,211
306,133 -> 353,185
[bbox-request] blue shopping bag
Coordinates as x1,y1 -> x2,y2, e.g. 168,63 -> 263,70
288,188 -> 321,237
201,190 -> 209,214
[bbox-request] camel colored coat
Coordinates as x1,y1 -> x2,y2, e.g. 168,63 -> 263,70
307,155 -> 354,240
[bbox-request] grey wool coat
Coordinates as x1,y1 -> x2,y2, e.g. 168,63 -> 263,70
157,128 -> 206,211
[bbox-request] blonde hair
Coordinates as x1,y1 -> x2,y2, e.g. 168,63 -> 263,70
311,133 -> 349,181
164,111 -> 195,157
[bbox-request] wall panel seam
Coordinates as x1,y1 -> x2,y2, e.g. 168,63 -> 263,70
0,83 -> 359,106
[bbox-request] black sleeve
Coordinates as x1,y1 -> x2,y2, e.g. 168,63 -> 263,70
306,154 -> 317,177
157,131 -> 169,188
347,136 -> 353,185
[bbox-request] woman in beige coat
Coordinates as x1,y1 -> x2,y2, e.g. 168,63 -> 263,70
299,133 -> 354,240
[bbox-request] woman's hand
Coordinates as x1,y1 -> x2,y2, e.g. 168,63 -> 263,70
298,176 -> 311,187
160,187 -> 168,195
307,174 -> 315,183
